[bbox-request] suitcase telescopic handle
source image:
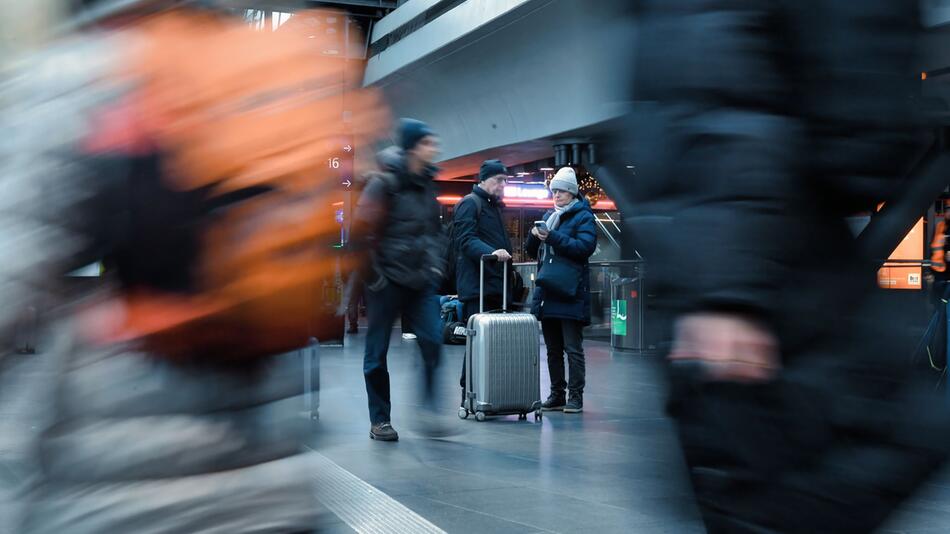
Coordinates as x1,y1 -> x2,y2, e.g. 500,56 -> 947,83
479,254 -> 508,314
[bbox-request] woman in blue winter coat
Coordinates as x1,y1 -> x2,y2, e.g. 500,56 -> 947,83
525,167 -> 597,413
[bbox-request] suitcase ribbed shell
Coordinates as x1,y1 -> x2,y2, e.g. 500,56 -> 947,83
465,312 -> 541,415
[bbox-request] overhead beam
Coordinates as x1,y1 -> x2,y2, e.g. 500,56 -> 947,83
306,0 -> 397,9
239,1 -> 396,13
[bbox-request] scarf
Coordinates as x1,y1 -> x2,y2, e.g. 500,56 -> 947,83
541,198 -> 578,261
545,198 -> 578,231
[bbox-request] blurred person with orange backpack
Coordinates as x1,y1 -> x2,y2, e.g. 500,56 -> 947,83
0,1 -> 387,532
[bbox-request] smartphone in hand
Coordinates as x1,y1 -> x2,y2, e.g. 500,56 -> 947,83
534,221 -> 548,232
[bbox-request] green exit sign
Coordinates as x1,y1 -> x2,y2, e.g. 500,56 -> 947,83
611,300 -> 627,336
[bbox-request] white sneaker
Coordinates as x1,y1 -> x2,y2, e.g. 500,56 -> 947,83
401,333 -> 417,340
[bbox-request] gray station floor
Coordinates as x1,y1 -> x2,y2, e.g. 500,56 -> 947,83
4,329 -> 950,533
308,331 -> 703,534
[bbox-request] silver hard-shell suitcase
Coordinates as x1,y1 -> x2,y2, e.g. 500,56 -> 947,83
458,255 -> 542,422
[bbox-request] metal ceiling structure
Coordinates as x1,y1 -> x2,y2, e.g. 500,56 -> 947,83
242,0 -> 397,57
242,0 -> 397,17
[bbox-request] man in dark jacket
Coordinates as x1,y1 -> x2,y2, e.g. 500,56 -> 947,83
526,167 -> 597,413
629,1 -> 950,531
454,159 -> 513,402
455,159 -> 513,319
352,119 -> 446,442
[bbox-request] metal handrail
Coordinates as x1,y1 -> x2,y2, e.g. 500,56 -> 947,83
520,259 -> 929,266
880,259 -> 931,266
513,259 -> 645,268
511,259 -> 646,339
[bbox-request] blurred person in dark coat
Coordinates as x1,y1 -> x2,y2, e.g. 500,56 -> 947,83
628,1 -> 950,532
351,119 -> 448,442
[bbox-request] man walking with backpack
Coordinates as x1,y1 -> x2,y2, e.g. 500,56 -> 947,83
353,119 -> 448,441
453,160 -> 513,403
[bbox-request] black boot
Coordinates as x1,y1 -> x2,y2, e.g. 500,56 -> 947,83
541,392 -> 566,411
563,393 -> 583,413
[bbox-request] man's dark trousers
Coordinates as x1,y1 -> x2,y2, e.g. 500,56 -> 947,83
363,280 -> 442,425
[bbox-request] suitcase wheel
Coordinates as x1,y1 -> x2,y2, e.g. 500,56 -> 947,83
475,411 -> 486,422
535,410 -> 542,421
458,407 -> 469,420
518,413 -> 527,421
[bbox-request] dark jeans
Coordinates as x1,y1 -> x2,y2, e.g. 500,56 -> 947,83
459,296 -> 503,395
344,273 -> 363,331
541,318 -> 585,397
346,289 -> 362,331
363,280 -> 442,425
929,280 -> 950,372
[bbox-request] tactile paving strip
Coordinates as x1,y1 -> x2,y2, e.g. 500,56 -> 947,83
310,447 -> 445,534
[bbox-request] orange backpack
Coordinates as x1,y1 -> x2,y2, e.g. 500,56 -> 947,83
79,10 -> 388,359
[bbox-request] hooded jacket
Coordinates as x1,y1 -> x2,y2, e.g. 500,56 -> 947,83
353,146 -> 445,291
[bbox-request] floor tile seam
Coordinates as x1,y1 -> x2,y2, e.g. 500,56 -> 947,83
444,473 -> 684,504
351,474 -> 518,492
427,450 -> 627,481
417,495 -> 559,534
422,494 -> 650,532
342,464 -> 485,479
384,482 -> 528,499
426,483 -> 664,517
388,460 -> 526,486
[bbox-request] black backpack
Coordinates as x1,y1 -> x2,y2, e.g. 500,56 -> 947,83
440,297 -> 466,344
438,219 -> 458,295
438,193 -> 485,295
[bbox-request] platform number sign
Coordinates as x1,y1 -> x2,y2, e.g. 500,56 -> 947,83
330,136 -> 355,189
